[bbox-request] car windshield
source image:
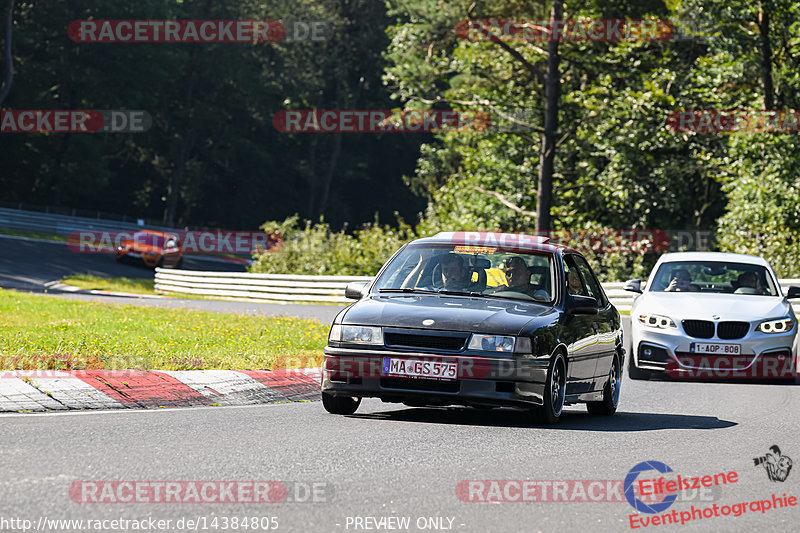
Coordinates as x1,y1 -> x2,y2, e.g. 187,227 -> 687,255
372,243 -> 556,303
132,232 -> 165,248
649,261 -> 778,296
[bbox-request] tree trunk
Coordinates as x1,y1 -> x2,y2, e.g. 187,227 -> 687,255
758,2 -> 775,110
317,133 -> 342,217
536,0 -> 563,233
0,0 -> 15,106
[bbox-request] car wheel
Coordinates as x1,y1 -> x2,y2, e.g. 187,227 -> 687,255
587,355 -> 621,416
534,353 -> 566,425
321,392 -> 361,415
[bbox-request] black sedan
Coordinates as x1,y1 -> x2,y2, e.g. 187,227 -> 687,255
322,231 -> 623,424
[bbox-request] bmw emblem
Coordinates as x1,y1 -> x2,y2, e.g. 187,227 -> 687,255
712,314 -> 720,320
422,319 -> 435,326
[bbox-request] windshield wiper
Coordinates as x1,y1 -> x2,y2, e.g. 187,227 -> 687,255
437,289 -> 486,297
378,288 -> 438,294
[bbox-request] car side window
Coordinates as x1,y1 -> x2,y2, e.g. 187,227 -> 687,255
563,255 -> 589,297
573,255 -> 608,307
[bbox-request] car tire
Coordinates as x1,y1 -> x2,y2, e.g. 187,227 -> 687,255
533,353 -> 566,425
321,392 -> 361,415
587,355 -> 621,416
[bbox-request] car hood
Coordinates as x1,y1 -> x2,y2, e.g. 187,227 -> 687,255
635,292 -> 792,321
341,294 -> 557,336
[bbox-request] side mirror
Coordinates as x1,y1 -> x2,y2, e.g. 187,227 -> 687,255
566,294 -> 599,315
344,281 -> 368,300
786,286 -> 800,299
623,279 -> 643,293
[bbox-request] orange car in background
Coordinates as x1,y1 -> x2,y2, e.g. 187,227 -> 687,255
115,230 -> 184,268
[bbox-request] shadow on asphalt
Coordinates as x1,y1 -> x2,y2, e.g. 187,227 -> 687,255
350,407 -> 736,432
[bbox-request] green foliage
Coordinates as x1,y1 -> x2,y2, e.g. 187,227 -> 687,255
717,134 -> 800,277
249,215 -> 418,276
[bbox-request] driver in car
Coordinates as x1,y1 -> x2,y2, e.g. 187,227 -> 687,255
440,254 -> 470,290
665,268 -> 699,292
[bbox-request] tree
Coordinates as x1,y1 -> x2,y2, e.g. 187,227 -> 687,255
536,0 -> 563,232
0,0 -> 14,106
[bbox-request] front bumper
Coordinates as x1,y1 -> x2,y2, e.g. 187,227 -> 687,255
632,323 -> 797,377
322,346 -> 550,408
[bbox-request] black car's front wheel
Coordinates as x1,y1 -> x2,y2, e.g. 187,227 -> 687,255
534,353 -> 566,424
321,392 -> 361,415
588,355 -> 621,416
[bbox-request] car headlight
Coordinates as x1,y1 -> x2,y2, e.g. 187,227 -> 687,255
638,314 -> 677,329
758,318 -> 793,334
329,325 -> 383,345
468,334 -> 530,353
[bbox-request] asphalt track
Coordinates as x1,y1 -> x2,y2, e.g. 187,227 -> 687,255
3,235 -> 799,532
0,234 -> 244,291
1,378 -> 799,532
0,234 -> 344,323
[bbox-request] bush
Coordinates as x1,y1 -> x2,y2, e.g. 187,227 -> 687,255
249,215 -> 417,276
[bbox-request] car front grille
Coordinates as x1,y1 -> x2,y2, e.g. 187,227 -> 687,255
682,320 -> 715,338
717,321 -> 750,340
384,332 -> 467,351
380,378 -> 460,392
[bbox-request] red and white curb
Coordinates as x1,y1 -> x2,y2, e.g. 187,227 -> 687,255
0,368 -> 321,412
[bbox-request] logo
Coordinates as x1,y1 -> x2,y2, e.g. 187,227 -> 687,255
624,461 -> 677,514
711,315 -> 720,320
754,446 -> 793,482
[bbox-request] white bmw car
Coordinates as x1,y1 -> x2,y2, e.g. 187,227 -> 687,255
624,252 -> 800,380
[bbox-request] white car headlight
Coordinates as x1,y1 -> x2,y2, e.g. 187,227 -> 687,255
758,318 -> 793,334
468,334 -> 517,352
638,314 -> 677,329
329,325 -> 383,344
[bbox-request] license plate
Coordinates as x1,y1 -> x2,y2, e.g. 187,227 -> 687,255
382,358 -> 457,380
689,342 -> 741,355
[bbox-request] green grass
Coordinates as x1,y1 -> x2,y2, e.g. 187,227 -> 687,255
62,274 -> 157,295
0,289 -> 328,370
0,227 -> 66,242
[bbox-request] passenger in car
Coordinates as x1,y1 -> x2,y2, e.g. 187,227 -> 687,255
493,256 -> 549,301
734,271 -> 763,294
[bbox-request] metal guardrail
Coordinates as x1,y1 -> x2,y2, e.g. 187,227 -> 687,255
154,270 -> 800,309
0,206 -> 178,236
154,269 -> 374,303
